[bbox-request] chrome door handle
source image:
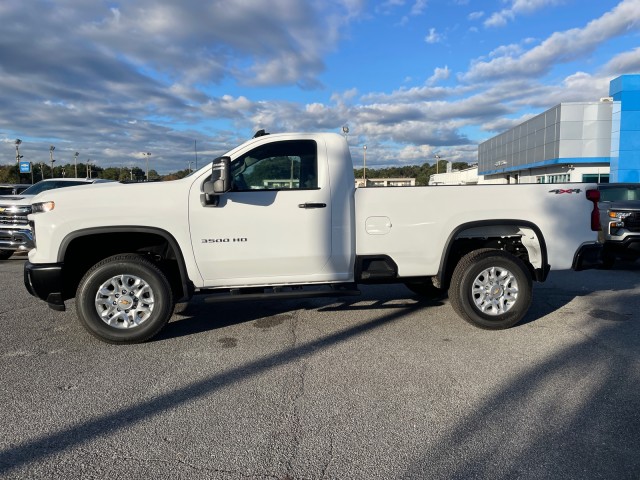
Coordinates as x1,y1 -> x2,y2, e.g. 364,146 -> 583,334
298,203 -> 327,209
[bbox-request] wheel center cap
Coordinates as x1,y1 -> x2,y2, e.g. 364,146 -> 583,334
117,296 -> 134,310
490,285 -> 502,297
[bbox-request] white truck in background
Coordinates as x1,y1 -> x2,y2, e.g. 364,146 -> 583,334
24,131 -> 602,343
0,178 -> 112,260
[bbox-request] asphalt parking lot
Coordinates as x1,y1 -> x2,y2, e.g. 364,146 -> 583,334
1,254 -> 639,479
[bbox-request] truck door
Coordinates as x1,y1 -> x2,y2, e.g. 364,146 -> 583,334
188,139 -> 334,286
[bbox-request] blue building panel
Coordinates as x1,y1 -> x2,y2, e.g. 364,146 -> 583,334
614,91 -> 640,107
610,75 -> 640,96
616,169 -> 640,182
609,74 -> 640,183
619,134 -> 640,151
620,111 -> 640,131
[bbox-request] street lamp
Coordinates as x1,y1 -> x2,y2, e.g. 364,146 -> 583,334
342,125 -> 349,142
74,152 -> 79,178
363,145 -> 367,187
15,139 -> 23,183
143,152 -> 151,181
15,139 -> 22,164
49,146 -> 56,178
87,158 -> 92,179
434,154 -> 441,175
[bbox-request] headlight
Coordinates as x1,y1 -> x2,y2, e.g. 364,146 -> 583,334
608,211 -> 632,219
32,201 -> 55,213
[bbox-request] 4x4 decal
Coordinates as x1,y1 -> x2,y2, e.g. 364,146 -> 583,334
548,188 -> 582,194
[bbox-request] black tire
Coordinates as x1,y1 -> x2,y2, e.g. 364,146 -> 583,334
76,254 -> 174,344
0,250 -> 13,260
405,281 -> 446,300
448,249 -> 532,330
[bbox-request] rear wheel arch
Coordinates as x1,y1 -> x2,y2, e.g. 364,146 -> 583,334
434,220 -> 548,289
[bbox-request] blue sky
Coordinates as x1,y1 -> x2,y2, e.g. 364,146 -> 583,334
1,0 -> 639,173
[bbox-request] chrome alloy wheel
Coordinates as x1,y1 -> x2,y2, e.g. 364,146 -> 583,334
94,274 -> 155,329
471,266 -> 518,316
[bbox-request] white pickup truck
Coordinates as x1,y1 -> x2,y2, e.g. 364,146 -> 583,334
24,132 -> 602,343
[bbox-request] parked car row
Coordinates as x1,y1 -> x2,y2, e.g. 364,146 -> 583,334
0,183 -> 31,195
0,178 -> 114,260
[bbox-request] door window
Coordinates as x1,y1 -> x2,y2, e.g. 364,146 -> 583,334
231,140 -> 318,191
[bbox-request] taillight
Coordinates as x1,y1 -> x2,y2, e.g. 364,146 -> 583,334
586,189 -> 601,231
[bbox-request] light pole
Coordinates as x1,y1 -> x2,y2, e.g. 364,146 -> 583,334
342,125 -> 349,141
143,152 -> 151,181
15,139 -> 23,183
74,152 -> 79,178
363,145 -> 367,187
49,146 -> 55,178
434,154 -> 441,175
87,159 -> 92,179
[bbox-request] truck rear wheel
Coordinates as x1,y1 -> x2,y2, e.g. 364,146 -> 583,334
76,254 -> 174,344
448,249 -> 532,330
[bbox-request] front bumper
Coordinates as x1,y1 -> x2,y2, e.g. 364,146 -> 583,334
0,228 -> 34,251
602,237 -> 640,259
572,242 -> 603,271
24,261 -> 66,311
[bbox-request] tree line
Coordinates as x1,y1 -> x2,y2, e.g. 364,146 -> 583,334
0,163 -> 191,184
1,159 -> 473,186
354,160 -> 472,186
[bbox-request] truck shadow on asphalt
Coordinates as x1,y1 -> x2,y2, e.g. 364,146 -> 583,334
156,264 -> 638,340
156,283 -> 442,341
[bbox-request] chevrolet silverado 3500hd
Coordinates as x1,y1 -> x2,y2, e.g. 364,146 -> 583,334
24,132 -> 602,343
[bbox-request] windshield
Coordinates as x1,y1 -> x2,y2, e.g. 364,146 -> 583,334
599,186 -> 640,202
20,180 -> 92,196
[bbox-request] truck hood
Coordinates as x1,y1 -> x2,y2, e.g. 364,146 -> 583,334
601,200 -> 640,211
0,194 -> 36,206
31,178 -> 191,209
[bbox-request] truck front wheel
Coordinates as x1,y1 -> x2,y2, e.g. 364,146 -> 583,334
76,254 -> 174,344
448,249 -> 532,330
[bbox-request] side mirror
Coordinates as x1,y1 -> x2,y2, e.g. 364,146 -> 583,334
210,156 -> 231,194
202,156 -> 231,207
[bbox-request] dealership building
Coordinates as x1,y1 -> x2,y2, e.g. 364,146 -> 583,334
430,74 -> 640,185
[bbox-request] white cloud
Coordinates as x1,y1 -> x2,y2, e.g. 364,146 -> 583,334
485,0 -> 565,28
464,0 -> 640,82
425,27 -> 443,43
602,46 -> 640,75
410,0 -> 428,15
427,66 -> 451,85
